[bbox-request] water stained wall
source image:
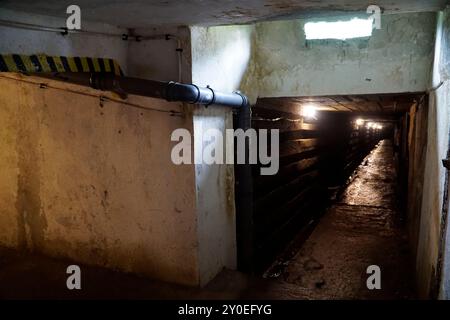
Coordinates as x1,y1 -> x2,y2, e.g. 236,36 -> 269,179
0,73 -> 202,286
0,9 -> 128,73
248,12 -> 436,99
416,7 -> 450,299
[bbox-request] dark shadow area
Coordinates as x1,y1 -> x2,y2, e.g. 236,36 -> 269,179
233,94 -> 421,299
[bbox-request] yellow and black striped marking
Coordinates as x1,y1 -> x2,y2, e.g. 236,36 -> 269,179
0,54 -> 124,76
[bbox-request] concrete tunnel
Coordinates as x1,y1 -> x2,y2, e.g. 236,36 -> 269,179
0,0 -> 449,302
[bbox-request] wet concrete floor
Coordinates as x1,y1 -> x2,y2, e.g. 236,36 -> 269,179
0,245 -> 313,300
265,139 -> 415,299
0,140 -> 414,299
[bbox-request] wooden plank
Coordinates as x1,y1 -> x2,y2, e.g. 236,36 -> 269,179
252,119 -> 310,132
279,129 -> 320,141
252,106 -> 301,120
279,138 -> 319,157
254,170 -> 319,214
255,182 -> 324,239
253,157 -> 320,198
254,99 -> 302,115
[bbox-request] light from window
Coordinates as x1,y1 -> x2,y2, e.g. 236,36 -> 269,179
304,18 -> 373,40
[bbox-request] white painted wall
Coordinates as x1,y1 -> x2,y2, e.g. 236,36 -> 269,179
190,12 -> 436,104
127,26 -> 192,83
420,7 -> 450,299
193,107 -> 237,286
0,9 -> 128,73
239,12 -> 437,101
191,25 -> 254,92
0,9 -> 192,83
190,25 -> 255,285
439,7 -> 450,300
258,13 -> 435,97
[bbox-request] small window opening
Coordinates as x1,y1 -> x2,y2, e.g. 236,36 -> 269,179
304,18 -> 373,40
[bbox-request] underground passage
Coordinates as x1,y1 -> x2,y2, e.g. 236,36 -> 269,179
0,0 -> 450,305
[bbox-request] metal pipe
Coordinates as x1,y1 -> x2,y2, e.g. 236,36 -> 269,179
0,19 -> 178,43
0,19 -> 129,38
32,71 -> 252,271
36,72 -> 249,108
234,102 -> 254,273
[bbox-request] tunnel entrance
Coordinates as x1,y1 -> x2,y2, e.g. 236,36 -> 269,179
235,93 -> 426,289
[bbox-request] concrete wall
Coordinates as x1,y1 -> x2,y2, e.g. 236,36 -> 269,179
191,12 -> 436,104
0,9 -> 189,83
246,12 -> 436,99
127,26 -> 192,83
0,73 -> 201,286
438,7 -> 450,300
407,98 -> 429,290
190,25 -> 255,285
426,9 -> 450,299
407,7 -> 450,299
191,25 -> 254,92
0,9 -> 128,73
193,107 -> 236,286
0,9 -> 238,287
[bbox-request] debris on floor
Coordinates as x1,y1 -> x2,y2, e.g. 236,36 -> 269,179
265,140 -> 414,299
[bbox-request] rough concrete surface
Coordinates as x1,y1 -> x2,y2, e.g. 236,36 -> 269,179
0,73 -> 204,286
266,140 -> 415,299
0,0 -> 447,28
250,12 -> 436,99
191,12 -> 437,105
0,9 -> 129,74
418,7 -> 450,299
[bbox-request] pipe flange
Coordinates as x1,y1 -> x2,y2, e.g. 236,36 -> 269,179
205,85 -> 215,108
60,27 -> 69,36
192,84 -> 201,104
233,90 -> 249,107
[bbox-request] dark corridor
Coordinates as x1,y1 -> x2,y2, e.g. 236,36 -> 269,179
235,94 -> 422,298
265,140 -> 414,299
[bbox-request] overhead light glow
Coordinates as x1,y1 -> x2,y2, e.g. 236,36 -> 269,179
366,122 -> 383,130
304,18 -> 373,40
302,104 -> 318,119
356,118 -> 364,126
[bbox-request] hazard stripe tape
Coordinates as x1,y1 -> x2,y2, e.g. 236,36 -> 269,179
0,55 -> 8,71
29,55 -> 43,72
3,55 -> 17,72
0,54 -> 123,76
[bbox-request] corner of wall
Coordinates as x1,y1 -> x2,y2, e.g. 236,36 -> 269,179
415,7 -> 450,299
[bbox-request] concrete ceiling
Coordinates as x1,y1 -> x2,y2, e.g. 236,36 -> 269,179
0,0 -> 448,28
259,93 -> 423,114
